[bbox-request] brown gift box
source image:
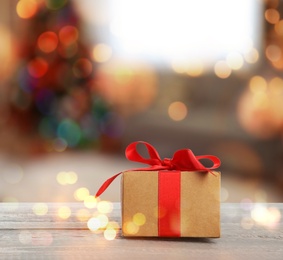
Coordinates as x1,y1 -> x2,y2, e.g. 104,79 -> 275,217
121,170 -> 221,238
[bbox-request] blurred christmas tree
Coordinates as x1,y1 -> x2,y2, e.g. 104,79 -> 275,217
7,0 -> 122,153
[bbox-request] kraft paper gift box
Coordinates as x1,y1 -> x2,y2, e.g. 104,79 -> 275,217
95,141 -> 221,238
121,170 -> 221,237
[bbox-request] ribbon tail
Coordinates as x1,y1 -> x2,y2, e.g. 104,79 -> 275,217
95,172 -> 122,198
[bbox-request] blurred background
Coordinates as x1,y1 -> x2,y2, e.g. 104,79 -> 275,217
0,0 -> 283,203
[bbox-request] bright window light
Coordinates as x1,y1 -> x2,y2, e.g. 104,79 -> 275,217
77,0 -> 263,69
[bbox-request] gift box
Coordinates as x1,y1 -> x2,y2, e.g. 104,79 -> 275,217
96,141 -> 221,238
121,170 -> 220,237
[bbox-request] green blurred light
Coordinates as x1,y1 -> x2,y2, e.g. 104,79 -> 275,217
45,0 -> 67,10
57,119 -> 82,147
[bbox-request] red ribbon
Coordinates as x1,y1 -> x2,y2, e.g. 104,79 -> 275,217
95,141 -> 221,197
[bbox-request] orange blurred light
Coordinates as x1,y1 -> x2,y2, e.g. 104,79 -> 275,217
27,57 -> 48,78
168,101 -> 188,121
274,20 -> 283,36
266,45 -> 281,62
38,31 -> 58,53
16,0 -> 38,19
265,8 -> 280,24
59,26 -> 79,46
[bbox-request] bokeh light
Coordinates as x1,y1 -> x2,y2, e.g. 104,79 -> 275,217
104,228 -> 117,240
95,61 -> 157,116
214,61 -> 232,78
38,31 -> 58,53
74,187 -> 90,201
132,213 -> 146,226
59,26 -> 79,46
27,57 -> 48,78
251,205 -> 281,228
266,44 -> 282,62
237,75 -> 283,138
97,201 -> 113,214
52,138 -> 68,152
19,231 -> 33,245
123,221 -> 139,235
84,196 -> 98,209
87,217 -> 101,231
168,101 -> 188,121
97,214 -> 109,228
265,8 -> 280,24
32,203 -> 48,216
57,119 -> 82,147
93,43 -> 112,63
56,171 -> 78,185
186,60 -> 204,77
244,48 -> 259,64
58,206 -> 71,219
220,187 -> 229,202
16,0 -> 38,19
226,52 -> 244,70
274,20 -> 283,36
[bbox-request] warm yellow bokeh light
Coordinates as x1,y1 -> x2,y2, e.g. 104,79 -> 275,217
168,101 -> 188,121
214,61 -> 231,79
32,203 -> 48,216
97,201 -> 113,214
104,228 -> 117,240
56,171 -> 78,185
123,222 -> 139,235
226,52 -> 244,70
93,43 -> 112,63
84,196 -> 98,209
16,0 -> 38,19
74,187 -> 90,201
132,213 -> 146,226
269,77 -> 283,94
249,76 -> 267,94
244,48 -> 259,64
58,206 -> 71,219
97,214 -> 109,228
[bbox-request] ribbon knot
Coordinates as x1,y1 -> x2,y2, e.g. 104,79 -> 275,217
162,158 -> 173,169
95,141 -> 221,197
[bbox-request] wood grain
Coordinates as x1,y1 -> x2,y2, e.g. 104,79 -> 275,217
0,203 -> 282,259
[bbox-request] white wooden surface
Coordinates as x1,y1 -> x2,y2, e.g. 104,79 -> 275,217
0,203 -> 282,259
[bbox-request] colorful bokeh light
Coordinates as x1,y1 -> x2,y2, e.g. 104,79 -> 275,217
38,31 -> 59,53
16,0 -> 38,19
27,57 -> 48,78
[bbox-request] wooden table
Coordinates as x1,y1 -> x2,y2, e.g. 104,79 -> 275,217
0,203 -> 282,259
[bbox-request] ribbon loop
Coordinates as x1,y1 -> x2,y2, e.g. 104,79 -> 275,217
95,141 -> 221,197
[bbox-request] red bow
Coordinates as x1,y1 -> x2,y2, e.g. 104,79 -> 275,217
95,141 -> 221,197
